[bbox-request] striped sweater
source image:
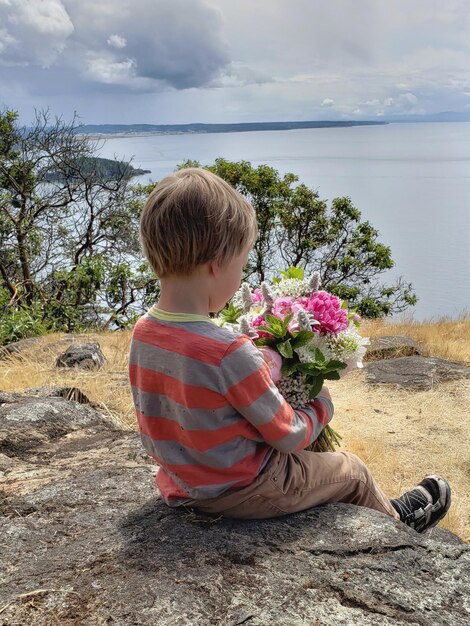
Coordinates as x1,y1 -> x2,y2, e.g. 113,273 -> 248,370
129,306 -> 334,505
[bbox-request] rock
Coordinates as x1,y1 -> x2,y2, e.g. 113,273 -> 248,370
365,336 -> 422,361
0,337 -> 43,359
1,397 -> 469,625
20,386 -> 92,404
0,393 -> 112,461
0,335 -> 100,361
55,342 -> 106,370
365,356 -> 470,390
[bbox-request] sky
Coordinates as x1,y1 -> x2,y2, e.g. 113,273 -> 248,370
1,0 -> 470,125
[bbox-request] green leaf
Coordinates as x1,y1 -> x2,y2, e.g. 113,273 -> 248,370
279,266 -> 305,280
220,302 -> 244,323
314,348 -> 326,364
323,371 -> 341,380
278,339 -> 293,358
281,359 -> 299,376
308,376 -> 324,399
292,330 -> 315,349
280,312 -> 294,331
265,314 -> 282,327
254,337 -> 276,347
296,363 -> 322,375
325,359 -> 347,370
262,325 -> 284,339
341,300 -> 349,309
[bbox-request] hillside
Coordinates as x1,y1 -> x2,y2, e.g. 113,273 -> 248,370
0,316 -> 469,541
76,120 -> 388,136
42,156 -> 151,182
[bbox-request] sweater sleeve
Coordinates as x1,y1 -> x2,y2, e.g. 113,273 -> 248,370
218,335 -> 334,453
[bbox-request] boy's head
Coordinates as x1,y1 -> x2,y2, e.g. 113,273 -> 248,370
140,168 -> 258,278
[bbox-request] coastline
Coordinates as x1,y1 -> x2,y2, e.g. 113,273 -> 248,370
78,120 -> 389,140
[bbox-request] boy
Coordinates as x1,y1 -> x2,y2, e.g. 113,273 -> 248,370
129,167 -> 451,533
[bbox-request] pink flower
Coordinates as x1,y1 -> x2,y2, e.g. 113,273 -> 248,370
290,297 -> 309,314
287,318 -> 299,333
259,347 -> 283,382
251,288 -> 263,303
272,297 -> 295,318
252,314 -> 272,338
306,291 -> 348,335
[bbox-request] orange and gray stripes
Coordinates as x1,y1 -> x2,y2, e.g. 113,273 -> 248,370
129,314 -> 334,504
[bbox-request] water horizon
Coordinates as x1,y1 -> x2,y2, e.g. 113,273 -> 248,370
98,122 -> 470,321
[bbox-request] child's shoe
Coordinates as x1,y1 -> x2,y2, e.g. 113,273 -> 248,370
390,475 -> 451,533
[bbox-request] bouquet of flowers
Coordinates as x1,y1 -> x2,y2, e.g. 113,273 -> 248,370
218,267 -> 369,452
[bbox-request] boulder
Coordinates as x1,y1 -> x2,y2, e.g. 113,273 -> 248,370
0,393 -> 112,462
0,335 -> 93,360
0,337 -> 43,360
365,356 -> 470,390
55,342 -> 106,370
365,336 -> 422,361
1,395 -> 469,625
18,386 -> 92,404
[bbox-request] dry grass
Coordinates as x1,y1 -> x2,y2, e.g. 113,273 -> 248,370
330,374 -> 470,542
363,313 -> 470,363
1,318 -> 469,540
0,331 -> 135,430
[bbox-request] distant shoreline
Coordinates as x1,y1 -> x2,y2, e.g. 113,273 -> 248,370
77,120 -> 388,139
75,114 -> 470,139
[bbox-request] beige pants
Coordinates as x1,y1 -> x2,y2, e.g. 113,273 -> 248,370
186,449 -> 399,520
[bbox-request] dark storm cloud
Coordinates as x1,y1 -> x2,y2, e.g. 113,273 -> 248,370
0,0 -> 230,91
1,1 -> 470,124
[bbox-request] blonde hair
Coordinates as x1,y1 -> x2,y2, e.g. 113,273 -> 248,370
140,168 -> 258,277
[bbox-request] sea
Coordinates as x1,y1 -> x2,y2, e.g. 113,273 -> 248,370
97,122 -> 470,321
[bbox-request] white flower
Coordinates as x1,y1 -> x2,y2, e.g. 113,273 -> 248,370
232,289 -> 244,309
276,373 -> 311,406
273,278 -> 311,298
295,310 -> 319,331
308,272 -> 321,292
261,282 -> 274,308
328,326 -> 370,367
295,332 -> 331,362
214,319 -> 239,333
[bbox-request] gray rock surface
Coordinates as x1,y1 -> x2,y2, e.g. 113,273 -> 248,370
1,394 -> 469,625
0,337 -> 43,359
16,385 -> 92,404
0,392 -> 111,461
0,335 -> 90,360
365,356 -> 470,390
365,336 -> 422,361
55,341 -> 106,370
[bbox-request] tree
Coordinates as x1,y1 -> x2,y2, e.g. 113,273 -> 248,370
179,158 -> 417,317
0,111 -> 417,345
0,109 -> 155,342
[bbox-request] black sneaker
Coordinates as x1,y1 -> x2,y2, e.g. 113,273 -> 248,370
390,475 -> 451,533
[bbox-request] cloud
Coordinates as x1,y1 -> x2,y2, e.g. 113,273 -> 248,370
210,62 -> 273,88
1,0 -> 470,123
0,0 -> 229,89
0,28 -> 16,54
107,34 -> 127,49
0,0 -> 74,67
84,53 -> 136,85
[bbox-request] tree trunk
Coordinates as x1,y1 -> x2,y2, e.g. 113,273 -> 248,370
15,227 -> 33,305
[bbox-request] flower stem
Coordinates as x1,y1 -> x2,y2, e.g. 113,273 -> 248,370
306,425 -> 342,452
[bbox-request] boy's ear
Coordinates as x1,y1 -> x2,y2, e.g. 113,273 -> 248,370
207,258 -> 223,278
